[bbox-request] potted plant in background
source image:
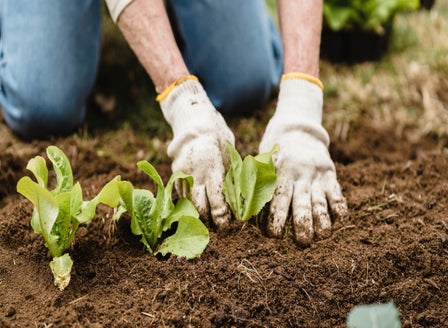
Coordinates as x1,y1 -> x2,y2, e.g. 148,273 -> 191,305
420,0 -> 436,10
320,0 -> 420,63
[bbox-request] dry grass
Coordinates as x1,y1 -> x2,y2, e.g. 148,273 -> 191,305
321,3 -> 448,144
96,2 -> 448,150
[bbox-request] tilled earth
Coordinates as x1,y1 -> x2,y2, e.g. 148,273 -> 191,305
0,117 -> 447,327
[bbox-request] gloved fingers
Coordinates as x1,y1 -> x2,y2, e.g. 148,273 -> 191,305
291,179 -> 313,247
190,183 -> 210,221
225,128 -> 236,146
267,174 -> 293,238
258,134 -> 274,154
324,171 -> 348,219
311,182 -> 332,240
205,171 -> 231,229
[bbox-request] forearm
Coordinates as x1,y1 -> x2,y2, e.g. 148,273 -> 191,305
116,0 -> 189,93
276,0 -> 322,78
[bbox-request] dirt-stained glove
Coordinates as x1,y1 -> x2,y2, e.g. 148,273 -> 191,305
157,76 -> 235,228
259,73 -> 347,246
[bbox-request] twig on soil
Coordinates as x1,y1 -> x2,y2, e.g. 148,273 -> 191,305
302,273 -> 317,288
68,294 -> 89,305
141,311 -> 155,318
417,218 -> 426,227
409,293 -> 421,306
332,260 -> 340,276
424,278 -> 441,290
272,250 -> 287,259
300,287 -> 318,317
334,225 -> 356,234
128,263 -> 138,275
237,259 -> 265,284
236,259 -> 272,312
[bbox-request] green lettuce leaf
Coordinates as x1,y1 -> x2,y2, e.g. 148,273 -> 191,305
26,155 -> 48,188
156,216 -> 209,260
323,0 -> 419,32
16,177 -> 60,257
347,301 -> 401,328
17,146 -> 125,290
112,161 -> 208,259
223,142 -> 278,221
47,146 -> 73,194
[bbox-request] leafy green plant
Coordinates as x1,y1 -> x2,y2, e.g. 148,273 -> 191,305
16,146 -> 119,290
323,0 -> 420,33
223,142 -> 278,222
347,301 -> 401,328
110,161 -> 209,259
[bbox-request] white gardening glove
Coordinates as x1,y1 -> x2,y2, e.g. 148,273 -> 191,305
259,74 -> 347,246
157,76 -> 235,228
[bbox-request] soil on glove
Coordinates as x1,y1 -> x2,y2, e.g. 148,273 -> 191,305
0,115 -> 447,327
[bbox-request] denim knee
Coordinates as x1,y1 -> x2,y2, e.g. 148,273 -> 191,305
0,76 -> 87,139
0,0 -> 101,139
207,65 -> 276,115
168,0 -> 283,116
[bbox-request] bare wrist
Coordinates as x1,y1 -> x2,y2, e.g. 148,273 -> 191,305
117,0 -> 190,94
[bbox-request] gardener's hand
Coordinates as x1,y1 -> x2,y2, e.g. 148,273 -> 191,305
158,76 -> 235,228
259,74 -> 347,246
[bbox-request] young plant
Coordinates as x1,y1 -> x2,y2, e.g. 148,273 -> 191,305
111,160 -> 209,259
323,0 -> 419,33
347,301 -> 401,328
16,146 -> 120,290
223,142 -> 278,222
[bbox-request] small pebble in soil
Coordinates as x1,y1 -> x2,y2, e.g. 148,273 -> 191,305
6,306 -> 16,317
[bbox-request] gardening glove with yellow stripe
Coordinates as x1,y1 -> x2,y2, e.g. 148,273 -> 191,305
259,73 -> 347,246
157,76 -> 235,228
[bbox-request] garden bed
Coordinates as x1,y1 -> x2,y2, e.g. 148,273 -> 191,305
1,4 -> 447,327
0,117 -> 447,327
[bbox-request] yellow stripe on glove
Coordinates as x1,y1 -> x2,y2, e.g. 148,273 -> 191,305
281,72 -> 324,90
156,75 -> 199,103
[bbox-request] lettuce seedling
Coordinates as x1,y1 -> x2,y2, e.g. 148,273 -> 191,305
111,160 -> 209,259
347,301 -> 401,328
223,142 -> 278,221
16,146 -> 119,290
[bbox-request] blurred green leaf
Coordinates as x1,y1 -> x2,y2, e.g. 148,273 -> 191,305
347,301 -> 401,328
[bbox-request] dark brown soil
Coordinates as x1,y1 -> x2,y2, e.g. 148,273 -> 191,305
0,113 -> 447,328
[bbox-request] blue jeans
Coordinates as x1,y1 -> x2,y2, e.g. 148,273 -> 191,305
0,0 -> 283,138
0,0 -> 102,138
168,0 -> 283,114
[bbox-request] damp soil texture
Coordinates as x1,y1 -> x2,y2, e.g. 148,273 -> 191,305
0,118 -> 447,328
